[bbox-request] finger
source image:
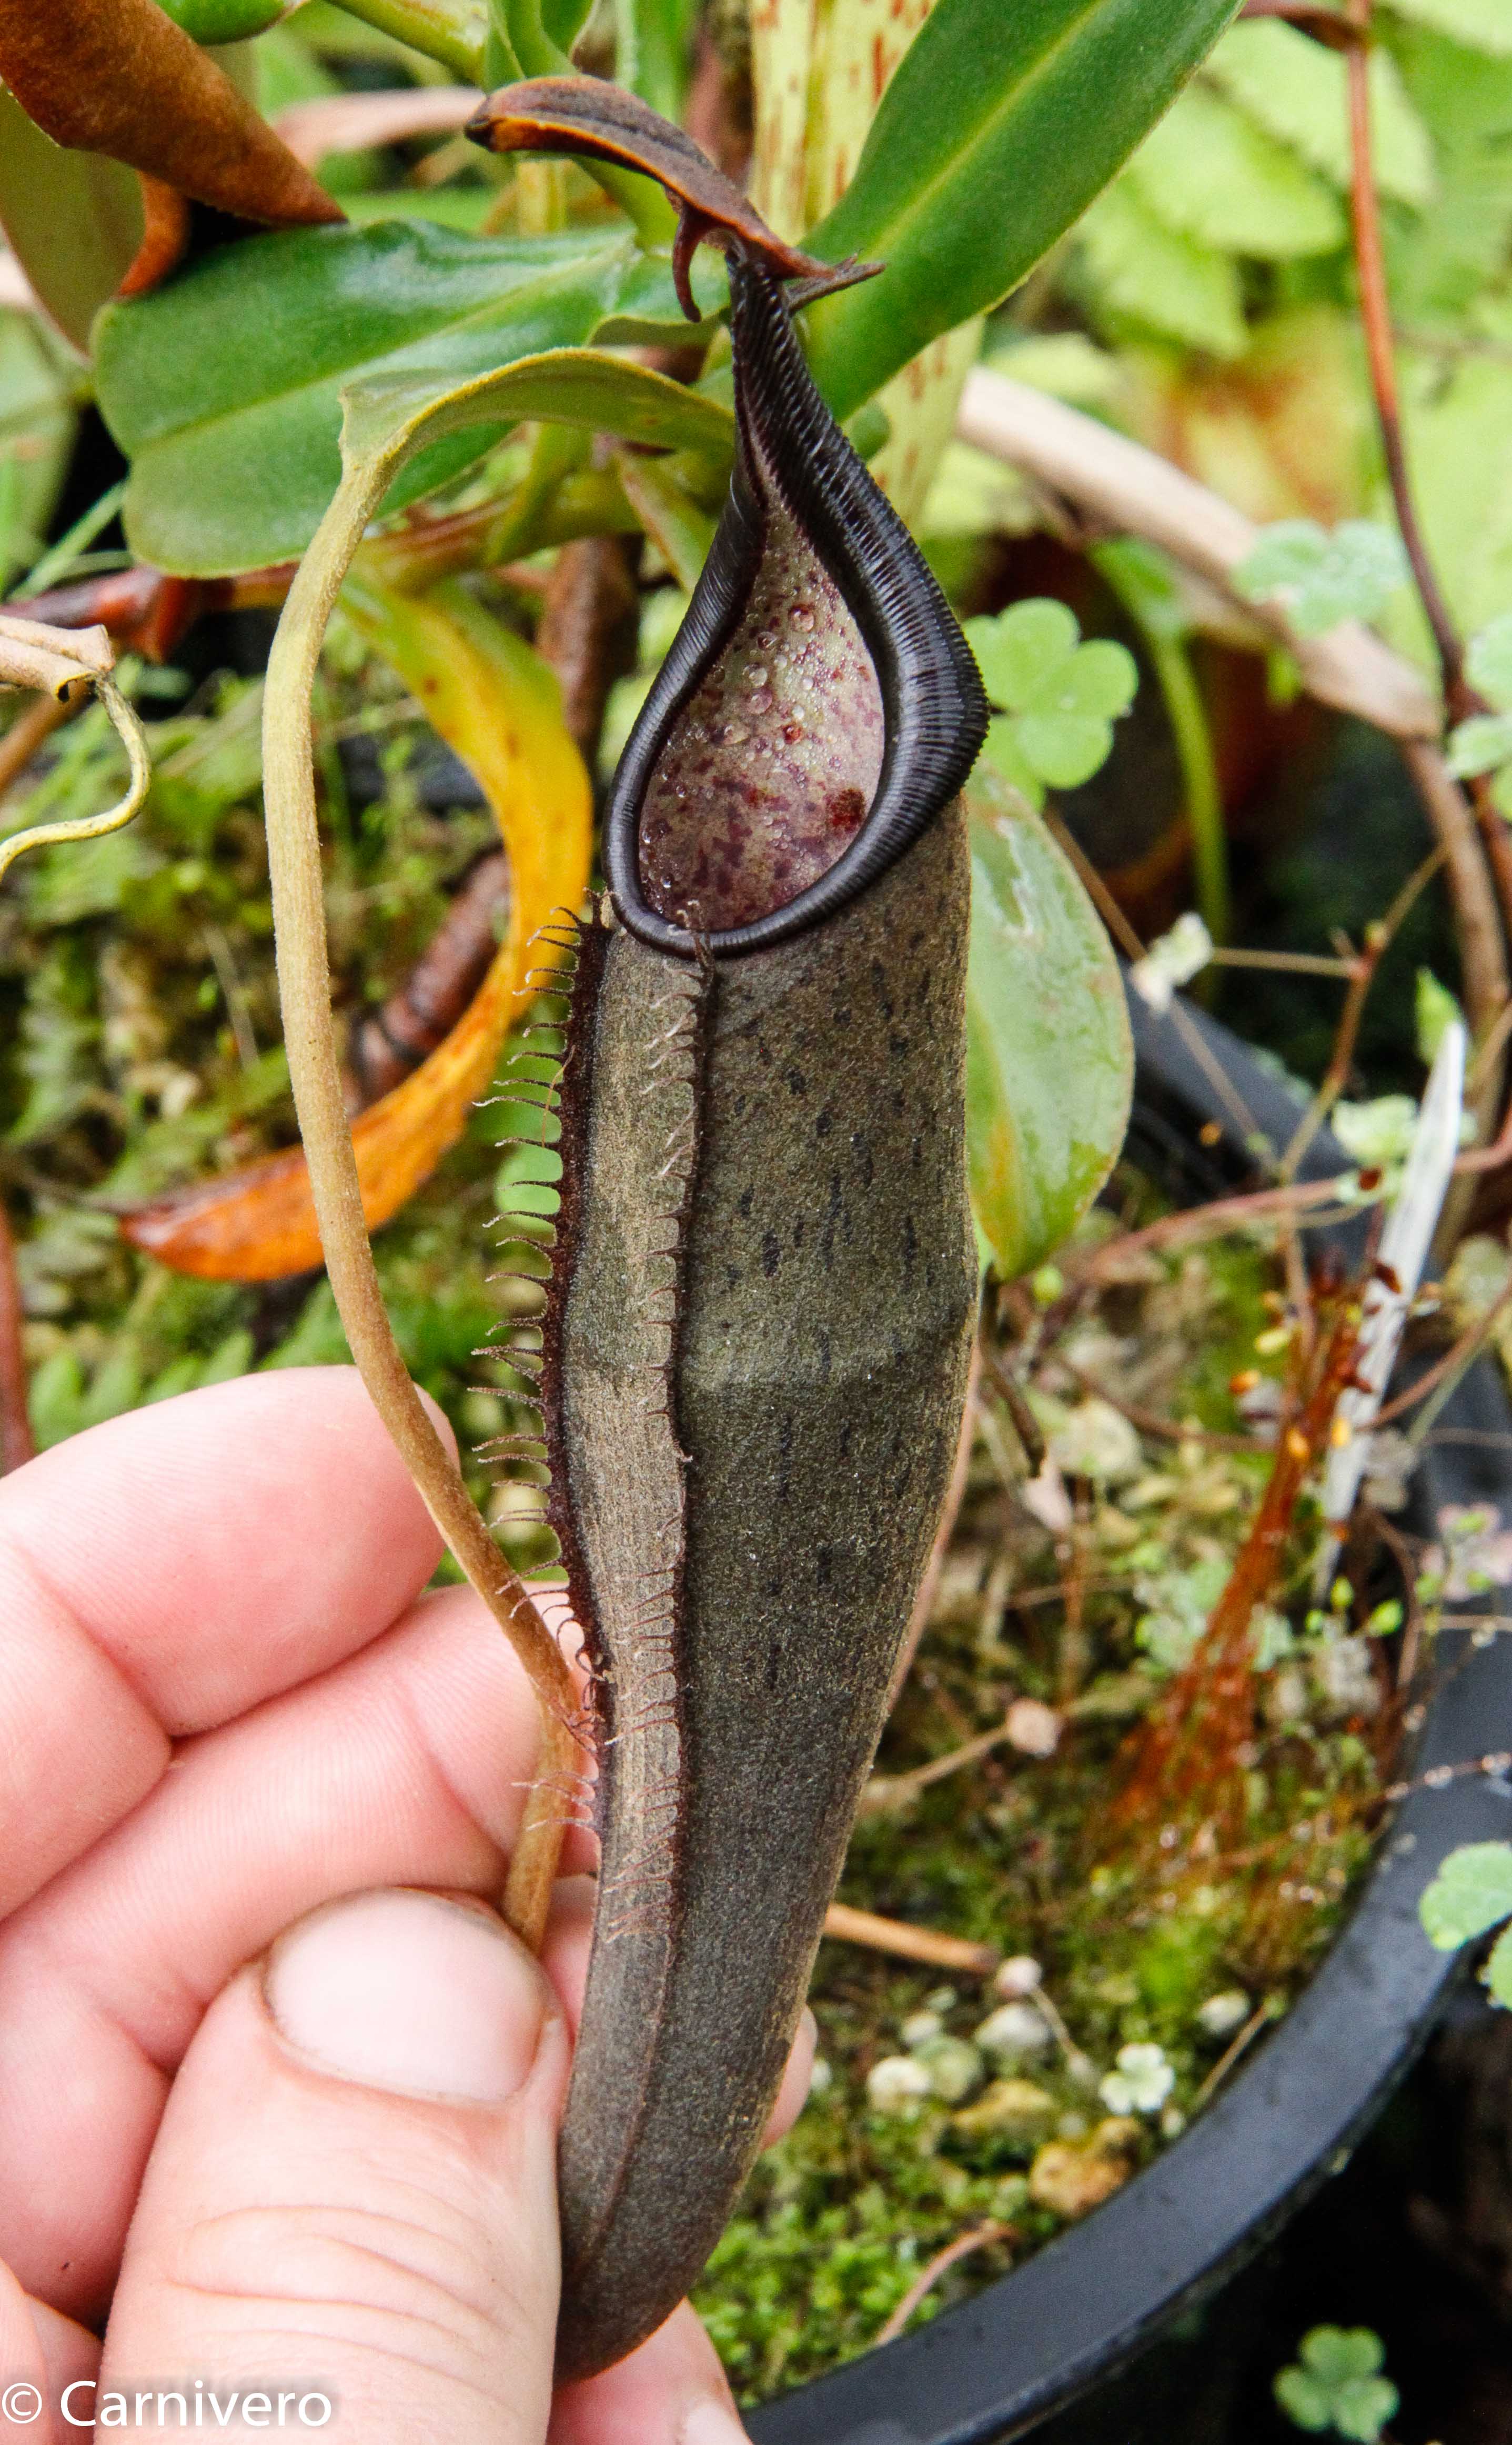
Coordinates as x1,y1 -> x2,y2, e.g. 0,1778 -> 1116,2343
102,1890 -> 570,2444
0,2264 -> 98,2445
0,1369 -> 443,1916
548,2301 -> 749,2445
0,1586 -> 568,2318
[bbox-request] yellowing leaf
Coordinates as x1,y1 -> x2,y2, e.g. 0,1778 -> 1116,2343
122,578 -> 591,1279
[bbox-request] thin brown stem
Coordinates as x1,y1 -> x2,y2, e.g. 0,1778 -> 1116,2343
1281,846 -> 1445,1181
874,2224 -> 1013,2347
1074,1176 -> 1366,1282
0,1199 -> 34,1474
821,1902 -> 999,1977
1192,2001 -> 1272,2108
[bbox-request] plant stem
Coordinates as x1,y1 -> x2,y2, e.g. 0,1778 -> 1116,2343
260,441 -> 584,1952
1154,627 -> 1228,946
326,0 -> 488,82
821,1902 -> 999,1977
874,2224 -> 1013,2348
1343,0 -> 1466,713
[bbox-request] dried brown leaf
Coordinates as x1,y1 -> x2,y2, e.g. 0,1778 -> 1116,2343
0,0 -> 344,232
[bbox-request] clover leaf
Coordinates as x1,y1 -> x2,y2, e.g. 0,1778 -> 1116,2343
1274,2329 -> 1398,2442
1097,2040 -> 1174,2115
1234,519 -> 1407,637
1418,1839 -> 1512,1950
1446,712 -> 1512,782
965,599 -> 1137,808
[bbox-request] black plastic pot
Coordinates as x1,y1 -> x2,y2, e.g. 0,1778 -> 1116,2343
748,987 -> 1512,2445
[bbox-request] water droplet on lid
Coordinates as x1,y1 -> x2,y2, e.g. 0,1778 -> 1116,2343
722,721 -> 749,745
792,605 -> 815,630
746,665 -> 769,689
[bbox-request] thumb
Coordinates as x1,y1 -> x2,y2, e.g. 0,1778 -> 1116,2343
100,1889 -> 570,2442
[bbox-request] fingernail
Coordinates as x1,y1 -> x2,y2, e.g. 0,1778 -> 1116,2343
265,1889 -> 549,2106
681,2402 -> 750,2445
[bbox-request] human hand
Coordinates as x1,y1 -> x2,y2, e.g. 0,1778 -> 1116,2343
0,1368 -> 811,2443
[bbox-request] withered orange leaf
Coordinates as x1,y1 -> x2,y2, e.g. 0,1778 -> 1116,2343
121,577 -> 592,1281
0,0 -> 344,232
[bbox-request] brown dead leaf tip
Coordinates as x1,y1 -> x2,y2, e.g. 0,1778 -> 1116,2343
466,77 -> 879,320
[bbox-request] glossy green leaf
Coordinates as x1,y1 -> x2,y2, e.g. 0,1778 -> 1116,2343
1486,1921 -> 1512,2007
0,86 -> 143,355
799,0 -> 1245,423
965,765 -> 1132,1279
1418,1839 -> 1512,1948
96,221 -> 703,573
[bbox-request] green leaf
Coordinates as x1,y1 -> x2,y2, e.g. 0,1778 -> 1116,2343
1276,2331 -> 1398,2444
1126,81 -> 1344,258
1206,19 -> 1435,206
1446,712 -> 1512,780
96,221 -> 708,574
1485,1920 -> 1512,2007
0,310 -> 78,593
0,86 -> 144,355
1275,2369 -> 1335,2432
965,765 -> 1133,1279
1416,967 -> 1463,1062
1387,24 -> 1512,325
1234,519 -> 1408,634
798,0 -> 1246,424
1419,1839 -> 1512,1948
966,599 -> 1080,711
616,0 -> 701,118
1377,347 -> 1512,653
966,601 -> 1138,795
980,715 -> 1046,808
157,0 -> 287,33
1078,182 -> 1248,359
1015,711 -> 1122,789
1300,2331 -> 1387,2388
1386,0 -> 1512,56
1467,610 -> 1512,707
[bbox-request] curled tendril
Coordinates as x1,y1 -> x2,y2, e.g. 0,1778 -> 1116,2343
0,671 -> 152,887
